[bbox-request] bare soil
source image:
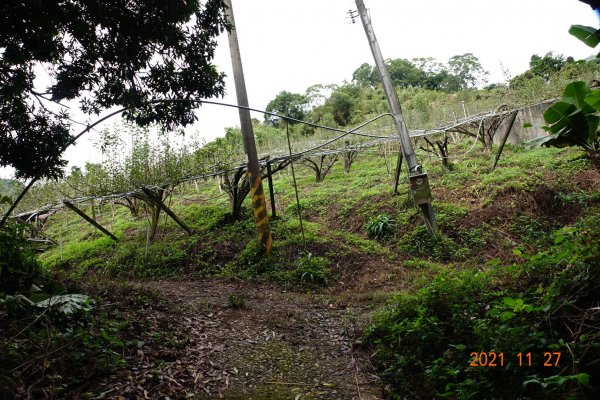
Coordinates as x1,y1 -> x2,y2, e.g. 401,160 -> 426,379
95,279 -> 385,399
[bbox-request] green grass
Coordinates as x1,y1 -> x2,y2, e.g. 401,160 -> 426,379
37,142 -> 600,285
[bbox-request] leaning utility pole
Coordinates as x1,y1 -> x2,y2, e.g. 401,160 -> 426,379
354,0 -> 437,234
224,0 -> 273,254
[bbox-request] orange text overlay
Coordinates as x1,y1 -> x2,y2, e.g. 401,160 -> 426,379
469,352 -> 562,367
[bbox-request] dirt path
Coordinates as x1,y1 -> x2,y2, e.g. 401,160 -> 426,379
112,279 -> 383,399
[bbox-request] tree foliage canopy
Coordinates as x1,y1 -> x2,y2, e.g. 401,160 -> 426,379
264,91 -> 307,126
351,54 -> 489,92
529,52 -> 574,80
0,0 -> 228,180
447,53 -> 489,89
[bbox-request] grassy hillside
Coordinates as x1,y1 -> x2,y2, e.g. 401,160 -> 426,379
3,137 -> 600,399
39,140 -> 596,282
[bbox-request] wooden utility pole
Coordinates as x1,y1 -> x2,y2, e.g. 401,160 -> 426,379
355,0 -> 437,235
224,0 -> 273,255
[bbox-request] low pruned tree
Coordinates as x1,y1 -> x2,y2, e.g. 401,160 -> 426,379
221,159 -> 292,220
448,105 -> 512,152
302,154 -> 339,183
421,135 -> 453,170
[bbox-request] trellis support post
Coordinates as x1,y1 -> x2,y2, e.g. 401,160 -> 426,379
492,111 -> 519,171
224,0 -> 273,255
141,187 -> 192,235
266,160 -> 277,219
63,201 -> 118,241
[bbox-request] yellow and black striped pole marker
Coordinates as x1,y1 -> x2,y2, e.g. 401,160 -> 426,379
248,170 -> 273,255
225,0 -> 273,256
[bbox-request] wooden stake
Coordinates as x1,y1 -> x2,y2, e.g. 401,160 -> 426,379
266,160 -> 277,219
141,187 -> 192,235
63,201 -> 118,241
492,111 -> 519,171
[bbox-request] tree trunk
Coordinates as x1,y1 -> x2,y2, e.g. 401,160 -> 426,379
147,188 -> 164,241
91,199 -> 96,221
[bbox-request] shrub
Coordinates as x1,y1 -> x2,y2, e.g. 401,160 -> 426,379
365,216 -> 600,400
227,240 -> 286,281
227,293 -> 247,309
0,221 -> 39,294
398,225 -> 469,261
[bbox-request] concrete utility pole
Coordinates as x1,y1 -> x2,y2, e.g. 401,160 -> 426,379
224,0 -> 273,254
354,0 -> 437,234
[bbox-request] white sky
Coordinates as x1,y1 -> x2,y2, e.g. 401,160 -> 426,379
2,0 -> 599,179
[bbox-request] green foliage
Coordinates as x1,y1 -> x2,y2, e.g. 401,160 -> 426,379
569,24 -> 600,49
0,221 -> 40,294
180,204 -> 228,232
555,189 -> 600,205
477,167 -> 539,198
529,81 -> 600,162
352,62 -> 378,87
0,0 -> 228,180
0,179 -> 24,199
509,215 -> 550,249
365,216 -> 600,400
365,213 -> 395,240
227,293 -> 247,309
293,252 -> 331,287
229,240 -> 284,280
447,53 -> 489,89
0,282 -> 179,398
265,91 -> 308,126
40,236 -> 116,275
36,294 -> 93,316
351,54 -> 488,92
529,52 -> 573,80
398,225 -> 469,261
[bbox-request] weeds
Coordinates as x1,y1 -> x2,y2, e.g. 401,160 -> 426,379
365,213 -> 395,240
365,214 -> 600,400
294,252 -> 331,287
227,293 -> 247,309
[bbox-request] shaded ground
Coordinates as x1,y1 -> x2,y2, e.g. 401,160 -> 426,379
95,279 -> 383,399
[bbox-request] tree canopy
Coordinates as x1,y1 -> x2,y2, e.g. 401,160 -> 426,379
264,91 -> 307,126
529,52 -> 574,80
0,0 -> 228,180
447,53 -> 489,89
351,54 -> 489,92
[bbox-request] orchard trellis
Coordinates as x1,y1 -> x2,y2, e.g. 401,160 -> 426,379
6,98 -> 540,246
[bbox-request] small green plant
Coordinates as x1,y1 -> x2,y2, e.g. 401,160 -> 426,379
399,225 -> 469,261
227,293 -> 247,309
365,213 -> 395,240
555,190 -> 600,205
294,252 -> 331,287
